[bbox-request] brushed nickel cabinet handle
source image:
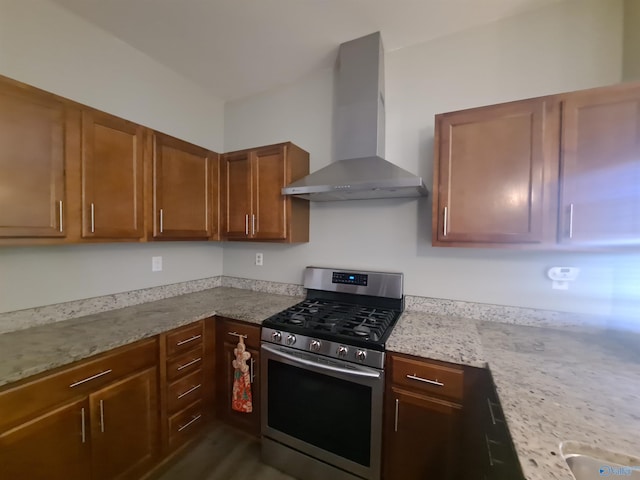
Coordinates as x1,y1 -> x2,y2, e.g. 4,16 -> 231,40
406,373 -> 444,387
81,407 -> 86,443
245,214 -> 249,236
159,209 -> 164,233
176,334 -> 201,346
99,399 -> 105,433
252,214 -> 256,236
250,358 -> 255,383
394,398 -> 399,432
177,384 -> 201,400
90,203 -> 95,233
227,331 -> 247,339
568,203 -> 574,239
485,434 -> 494,467
443,206 -> 448,236
58,200 -> 63,232
177,357 -> 201,371
69,369 -> 112,388
178,414 -> 202,432
487,398 -> 496,425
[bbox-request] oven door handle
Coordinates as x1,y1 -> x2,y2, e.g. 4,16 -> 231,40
261,344 -> 382,379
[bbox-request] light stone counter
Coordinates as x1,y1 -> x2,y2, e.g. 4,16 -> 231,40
0,287 -> 301,388
3,284 -> 639,480
387,312 -> 640,480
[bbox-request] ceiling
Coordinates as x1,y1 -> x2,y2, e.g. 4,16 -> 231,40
50,0 -> 566,101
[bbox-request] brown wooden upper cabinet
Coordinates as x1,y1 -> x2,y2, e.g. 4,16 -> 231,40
0,79 -> 67,238
152,132 -> 219,240
433,98 -> 559,246
81,110 -> 145,239
433,81 -> 640,249
222,142 -> 309,243
558,84 -> 640,247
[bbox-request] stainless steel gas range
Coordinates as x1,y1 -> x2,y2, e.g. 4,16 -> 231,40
260,266 -> 404,480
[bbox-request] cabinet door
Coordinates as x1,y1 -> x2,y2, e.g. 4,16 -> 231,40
90,367 -> 158,480
0,82 -> 65,238
153,133 -> 211,239
559,85 -> 640,246
219,341 -> 260,436
384,387 -> 461,480
223,151 -> 253,239
253,145 -> 287,240
81,110 -> 144,238
0,398 -> 90,480
434,99 -> 555,245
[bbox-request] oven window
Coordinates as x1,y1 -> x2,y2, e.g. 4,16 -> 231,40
267,359 -> 372,467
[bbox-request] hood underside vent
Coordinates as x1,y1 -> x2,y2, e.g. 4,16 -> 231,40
282,32 -> 428,201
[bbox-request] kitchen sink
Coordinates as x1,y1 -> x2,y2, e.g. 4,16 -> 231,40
560,441 -> 640,479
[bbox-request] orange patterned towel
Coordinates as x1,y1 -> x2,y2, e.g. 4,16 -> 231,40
231,336 -> 253,413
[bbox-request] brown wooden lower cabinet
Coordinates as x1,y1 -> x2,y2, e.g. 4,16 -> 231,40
0,338 -> 159,480
383,353 -> 464,480
0,397 -> 91,480
215,317 -> 261,436
384,387 -> 462,480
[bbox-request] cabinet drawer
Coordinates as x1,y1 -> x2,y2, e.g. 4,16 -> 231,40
166,321 -> 203,357
167,369 -> 204,414
166,348 -> 203,381
168,400 -> 204,448
390,355 -> 463,402
0,338 -> 157,431
220,318 -> 260,349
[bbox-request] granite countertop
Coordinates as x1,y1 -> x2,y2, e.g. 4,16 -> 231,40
2,288 -> 639,480
0,287 -> 301,387
387,312 -> 640,480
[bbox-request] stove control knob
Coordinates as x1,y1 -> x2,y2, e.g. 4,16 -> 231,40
271,331 -> 282,342
356,350 -> 367,362
337,345 -> 348,357
286,334 -> 296,346
310,339 -> 322,352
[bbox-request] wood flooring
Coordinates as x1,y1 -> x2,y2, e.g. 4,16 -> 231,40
154,422 -> 296,480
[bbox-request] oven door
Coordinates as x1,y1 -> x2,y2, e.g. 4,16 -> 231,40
261,343 -> 384,480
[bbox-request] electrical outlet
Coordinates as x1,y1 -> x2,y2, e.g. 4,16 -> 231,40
152,256 -> 163,272
255,253 -> 263,266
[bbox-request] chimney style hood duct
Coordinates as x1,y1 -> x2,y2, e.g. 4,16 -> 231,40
282,32 -> 428,201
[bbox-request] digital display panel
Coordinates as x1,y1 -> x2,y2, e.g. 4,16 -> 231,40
332,272 -> 368,286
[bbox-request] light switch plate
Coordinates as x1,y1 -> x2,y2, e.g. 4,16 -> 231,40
152,256 -> 163,272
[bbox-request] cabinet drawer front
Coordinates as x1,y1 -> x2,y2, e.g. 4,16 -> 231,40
220,319 -> 261,349
167,369 -> 204,414
0,338 -> 157,431
168,400 -> 204,448
166,321 -> 204,357
166,349 -> 203,381
390,355 -> 463,401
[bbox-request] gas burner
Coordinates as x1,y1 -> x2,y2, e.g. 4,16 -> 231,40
290,313 -> 305,325
353,326 -> 370,337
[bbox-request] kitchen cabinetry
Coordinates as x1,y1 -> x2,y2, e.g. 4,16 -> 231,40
558,84 -> 640,246
0,338 -> 158,480
152,132 -> 219,240
433,81 -> 640,249
0,77 -> 67,239
222,142 -> 309,243
160,320 -> 210,454
81,109 -> 145,239
215,317 -> 261,436
383,353 -> 463,480
462,367 -> 525,480
433,98 -> 559,246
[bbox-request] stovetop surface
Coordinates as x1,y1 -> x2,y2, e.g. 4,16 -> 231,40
262,297 -> 401,351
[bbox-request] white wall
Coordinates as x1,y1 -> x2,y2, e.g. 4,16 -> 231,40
0,0 -> 225,313
223,0 -> 627,316
623,0 -> 640,81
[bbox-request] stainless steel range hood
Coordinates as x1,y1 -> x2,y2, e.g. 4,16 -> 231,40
282,32 -> 428,201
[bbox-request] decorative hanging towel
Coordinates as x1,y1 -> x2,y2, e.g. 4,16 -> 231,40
231,335 -> 253,413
